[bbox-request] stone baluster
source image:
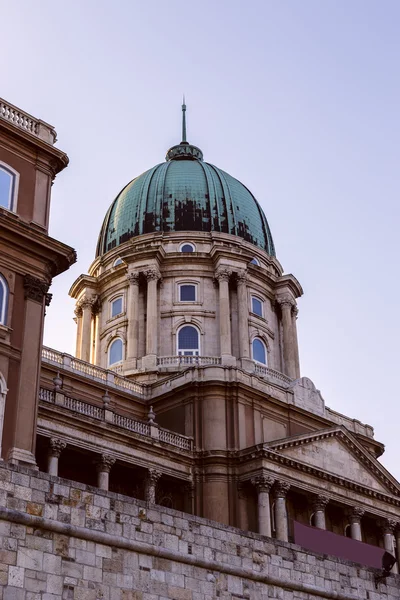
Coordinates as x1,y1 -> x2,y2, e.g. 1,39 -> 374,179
96,454 -> 116,491
251,474 -> 275,537
79,296 -> 97,363
144,269 -> 161,369
215,267 -> 233,363
74,306 -> 83,359
312,495 -> 329,530
349,507 -> 364,541
277,296 -> 296,379
47,438 -> 66,476
274,481 -> 290,542
126,271 -> 140,367
237,270 -> 250,360
382,519 -> 398,574
291,305 -> 301,378
146,469 -> 162,504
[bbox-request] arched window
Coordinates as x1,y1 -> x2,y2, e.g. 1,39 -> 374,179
110,296 -> 123,318
109,338 -> 123,365
251,296 -> 263,317
177,325 -> 200,356
180,243 -> 195,253
113,257 -> 124,267
250,257 -> 260,266
0,164 -> 18,212
252,338 -> 267,365
0,275 -> 8,326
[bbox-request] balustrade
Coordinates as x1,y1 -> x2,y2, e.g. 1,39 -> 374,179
0,98 -> 57,143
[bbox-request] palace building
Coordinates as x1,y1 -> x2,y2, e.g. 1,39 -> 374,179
0,96 -> 399,599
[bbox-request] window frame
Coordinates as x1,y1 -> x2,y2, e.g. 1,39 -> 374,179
180,242 -> 196,253
110,295 -> 124,318
0,274 -> 8,326
251,295 -> 264,317
108,338 -> 124,366
252,337 -> 267,365
177,324 -> 200,356
0,162 -> 19,213
250,257 -> 260,266
178,283 -> 197,303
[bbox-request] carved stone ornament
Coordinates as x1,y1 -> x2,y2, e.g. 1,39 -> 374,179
215,267 -> 232,282
276,295 -> 295,310
144,268 -> 161,282
96,454 -> 116,473
251,474 -> 275,493
382,518 -> 397,534
74,305 -> 83,318
23,275 -> 49,303
127,271 -> 140,286
274,480 -> 291,498
292,305 -> 299,318
45,293 -> 53,307
350,506 -> 365,523
78,295 -> 98,311
49,438 -> 66,458
313,494 -> 330,512
236,269 -> 248,284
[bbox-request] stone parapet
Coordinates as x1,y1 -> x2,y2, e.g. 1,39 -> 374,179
0,463 -> 398,600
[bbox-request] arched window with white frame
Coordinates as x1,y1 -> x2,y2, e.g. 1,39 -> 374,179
252,337 -> 267,365
251,295 -> 264,317
110,295 -> 124,318
177,325 -> 200,356
0,163 -> 19,212
0,275 -> 8,326
108,338 -> 123,366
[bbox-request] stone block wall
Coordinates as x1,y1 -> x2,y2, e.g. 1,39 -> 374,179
0,463 -> 398,600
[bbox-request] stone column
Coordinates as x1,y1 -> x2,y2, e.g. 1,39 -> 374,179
237,270 -> 250,360
80,296 -> 96,363
350,507 -> 364,541
274,481 -> 290,542
96,454 -> 116,491
277,296 -> 296,379
126,271 -> 140,367
382,519 -> 398,574
251,474 -> 275,537
144,269 -> 161,369
312,495 -> 329,529
146,469 -> 161,504
237,483 -> 249,531
74,306 -> 83,359
395,525 -> 400,573
291,305 -> 301,379
47,438 -> 66,476
215,267 -> 233,364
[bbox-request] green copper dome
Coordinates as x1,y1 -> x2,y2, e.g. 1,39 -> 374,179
96,105 -> 275,257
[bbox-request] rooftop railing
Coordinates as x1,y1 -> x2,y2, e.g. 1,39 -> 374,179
254,363 -> 292,386
0,98 -> 57,144
157,355 -> 222,367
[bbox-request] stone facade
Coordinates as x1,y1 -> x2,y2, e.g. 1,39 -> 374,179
0,463 -> 398,600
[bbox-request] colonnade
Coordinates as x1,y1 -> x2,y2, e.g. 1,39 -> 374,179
74,264 -> 300,377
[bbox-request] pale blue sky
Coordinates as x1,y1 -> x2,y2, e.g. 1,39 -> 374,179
2,1 -> 400,478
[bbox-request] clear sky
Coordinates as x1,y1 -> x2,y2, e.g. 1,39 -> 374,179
2,1 -> 400,479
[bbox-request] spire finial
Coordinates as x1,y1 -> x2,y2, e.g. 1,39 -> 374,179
181,95 -> 187,144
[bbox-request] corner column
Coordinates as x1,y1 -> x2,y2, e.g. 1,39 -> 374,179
215,267 -> 233,364
277,296 -> 296,379
80,296 -> 96,363
274,481 -> 290,542
146,469 -> 161,504
292,305 -> 301,378
96,454 -> 116,491
237,270 -> 250,361
74,306 -> 83,359
251,474 -> 275,537
350,506 -> 364,541
312,495 -> 329,529
126,271 -> 140,368
143,269 -> 161,370
382,519 -> 398,574
47,438 -> 66,476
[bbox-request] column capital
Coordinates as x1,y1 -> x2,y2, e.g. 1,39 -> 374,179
292,305 -> 299,318
74,305 -> 83,318
350,506 -> 365,523
382,518 -> 397,534
96,454 -> 116,473
49,438 -> 66,458
276,295 -> 295,310
274,481 -> 290,498
251,474 -> 275,493
236,269 -> 248,284
78,295 -> 98,311
144,268 -> 161,282
313,494 -> 329,511
23,275 -> 49,303
127,271 -> 140,286
148,468 -> 162,484
215,267 -> 232,282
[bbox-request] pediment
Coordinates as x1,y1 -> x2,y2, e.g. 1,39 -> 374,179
269,429 -> 399,495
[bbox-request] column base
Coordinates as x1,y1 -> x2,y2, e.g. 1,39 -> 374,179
221,354 -> 237,367
142,354 -> 157,370
7,447 -> 38,469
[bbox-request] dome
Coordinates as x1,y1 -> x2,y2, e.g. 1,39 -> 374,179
96,105 -> 275,257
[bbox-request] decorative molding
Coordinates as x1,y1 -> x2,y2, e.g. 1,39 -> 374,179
23,275 -> 49,303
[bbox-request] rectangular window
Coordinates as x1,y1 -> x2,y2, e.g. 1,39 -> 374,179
179,284 -> 196,302
111,297 -> 123,317
252,296 -> 263,317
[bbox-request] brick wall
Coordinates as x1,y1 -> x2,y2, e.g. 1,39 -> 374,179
0,464 -> 398,600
